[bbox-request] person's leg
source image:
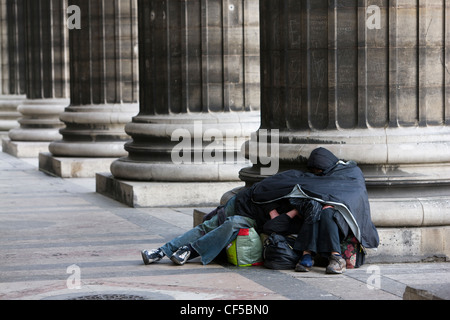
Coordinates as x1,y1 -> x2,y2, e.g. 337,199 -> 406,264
316,208 -> 346,274
294,222 -> 319,272
294,222 -> 319,253
142,196 -> 250,266
142,211 -> 224,265
191,215 -> 257,265
163,210 -> 228,254
316,208 -> 342,255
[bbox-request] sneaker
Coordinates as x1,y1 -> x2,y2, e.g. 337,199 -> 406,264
295,254 -> 314,272
141,248 -> 165,265
326,254 -> 346,274
170,246 -> 191,265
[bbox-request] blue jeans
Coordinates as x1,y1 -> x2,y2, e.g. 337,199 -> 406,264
161,197 -> 256,265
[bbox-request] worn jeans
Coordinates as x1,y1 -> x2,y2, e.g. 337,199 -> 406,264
160,197 -> 257,265
294,208 -> 342,255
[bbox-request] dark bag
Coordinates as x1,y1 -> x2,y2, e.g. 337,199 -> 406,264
263,233 -> 300,270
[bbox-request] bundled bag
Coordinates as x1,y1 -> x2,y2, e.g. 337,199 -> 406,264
226,228 -> 263,267
340,236 -> 366,269
263,233 -> 300,270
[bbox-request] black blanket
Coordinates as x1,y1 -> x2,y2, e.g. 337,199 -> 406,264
236,162 -> 379,249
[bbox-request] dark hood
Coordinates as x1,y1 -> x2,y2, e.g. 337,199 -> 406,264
307,148 -> 339,172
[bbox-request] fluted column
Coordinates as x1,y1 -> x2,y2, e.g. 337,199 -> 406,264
0,0 -> 25,137
98,0 -> 261,207
48,0 -> 139,160
110,0 -> 260,182
4,0 -> 70,158
240,0 -> 450,262
242,0 -> 450,181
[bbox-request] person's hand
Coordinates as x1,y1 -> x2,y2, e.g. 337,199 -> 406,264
286,209 -> 299,219
269,209 -> 280,219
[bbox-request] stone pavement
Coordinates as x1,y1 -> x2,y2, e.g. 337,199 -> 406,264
0,149 -> 449,302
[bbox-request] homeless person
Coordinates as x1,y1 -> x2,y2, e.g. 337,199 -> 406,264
249,147 -> 379,274
141,147 -> 379,273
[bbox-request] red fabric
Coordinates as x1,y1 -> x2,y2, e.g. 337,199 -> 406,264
238,229 -> 250,236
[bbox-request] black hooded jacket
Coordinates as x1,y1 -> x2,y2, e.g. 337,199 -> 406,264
235,148 -> 379,249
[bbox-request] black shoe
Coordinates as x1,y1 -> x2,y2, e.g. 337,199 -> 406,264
170,246 -> 191,265
141,248 -> 165,265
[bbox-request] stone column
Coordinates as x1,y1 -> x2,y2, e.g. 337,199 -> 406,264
3,0 -> 70,158
240,0 -> 450,262
39,0 -> 140,178
97,0 -> 261,207
0,0 -> 26,138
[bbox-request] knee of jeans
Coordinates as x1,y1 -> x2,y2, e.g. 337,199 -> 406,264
223,216 -> 251,228
223,216 -> 239,226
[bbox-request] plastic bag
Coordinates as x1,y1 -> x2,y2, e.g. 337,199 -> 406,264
226,228 -> 263,267
263,233 -> 300,270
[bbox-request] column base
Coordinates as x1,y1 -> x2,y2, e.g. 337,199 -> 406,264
0,119 -> 20,136
49,103 -> 138,158
96,172 -> 244,208
49,141 -> 129,158
2,138 -> 50,158
38,152 -> 118,178
8,98 -> 68,141
111,158 -> 250,182
0,95 -> 25,137
0,94 -> 24,123
368,187 -> 450,262
367,227 -> 450,264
